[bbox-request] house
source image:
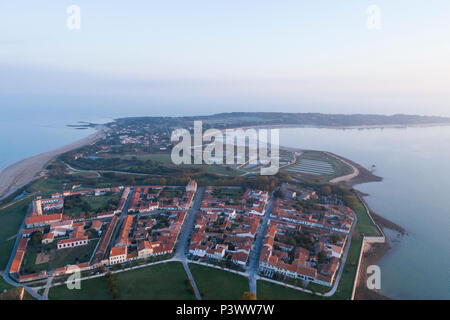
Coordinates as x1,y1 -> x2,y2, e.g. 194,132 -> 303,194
91,220 -> 103,232
109,246 -> 127,265
57,227 -> 88,249
231,252 -> 248,266
57,236 -> 88,249
22,228 -> 44,238
42,233 -> 54,244
25,213 -> 63,228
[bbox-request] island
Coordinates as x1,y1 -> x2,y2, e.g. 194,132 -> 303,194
1,112 -> 447,300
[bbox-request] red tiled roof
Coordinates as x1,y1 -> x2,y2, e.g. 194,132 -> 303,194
25,213 -> 62,225
110,245 -> 127,257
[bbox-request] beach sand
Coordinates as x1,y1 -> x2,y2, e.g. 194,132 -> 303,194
0,126 -> 106,200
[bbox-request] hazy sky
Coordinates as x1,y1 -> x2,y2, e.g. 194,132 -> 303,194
1,1 -> 450,116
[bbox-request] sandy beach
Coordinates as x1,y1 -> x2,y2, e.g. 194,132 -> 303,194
0,126 -> 106,200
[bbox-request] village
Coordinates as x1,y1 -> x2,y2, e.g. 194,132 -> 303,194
258,183 -> 355,287
7,179 -> 355,293
8,181 -> 196,283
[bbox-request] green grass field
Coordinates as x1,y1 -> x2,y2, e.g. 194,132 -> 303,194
49,276 -> 112,300
49,261 -> 194,300
0,276 -> 13,293
0,197 -> 31,270
189,263 -> 249,300
64,194 -> 120,217
21,239 -> 99,275
257,280 -> 324,300
119,153 -> 173,164
351,194 -> 382,236
114,261 -> 194,300
27,178 -> 68,197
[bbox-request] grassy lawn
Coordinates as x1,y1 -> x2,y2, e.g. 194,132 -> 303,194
114,261 -> 194,300
330,236 -> 363,300
189,263 -> 249,300
50,239 -> 99,269
0,197 -> 31,270
64,194 -> 120,217
26,178 -> 68,197
49,276 -> 112,300
352,194 -> 382,236
21,239 -> 99,275
210,187 -> 244,201
50,261 -> 194,300
257,280 -> 324,300
0,276 -> 13,293
119,153 -> 173,164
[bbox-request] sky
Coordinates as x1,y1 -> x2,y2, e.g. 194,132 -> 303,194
1,1 -> 450,116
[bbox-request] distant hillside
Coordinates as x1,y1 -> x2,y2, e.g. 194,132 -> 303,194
113,112 -> 450,129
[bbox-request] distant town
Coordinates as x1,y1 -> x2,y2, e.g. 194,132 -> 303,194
1,115 -> 387,300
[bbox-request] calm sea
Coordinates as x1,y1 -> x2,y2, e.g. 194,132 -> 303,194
280,126 -> 450,300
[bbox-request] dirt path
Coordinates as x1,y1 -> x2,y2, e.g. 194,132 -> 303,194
327,152 -> 360,184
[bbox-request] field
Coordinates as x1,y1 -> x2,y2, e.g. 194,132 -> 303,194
189,263 -> 249,300
257,280 -> 324,300
64,194 -> 120,217
351,193 -> 382,236
49,275 -> 112,300
119,153 -> 173,164
114,261 -> 194,300
21,239 -> 99,275
330,236 -> 363,300
26,178 -> 68,197
0,276 -> 13,293
0,197 -> 31,270
49,261 -> 195,300
282,150 -> 354,183
210,187 -> 244,201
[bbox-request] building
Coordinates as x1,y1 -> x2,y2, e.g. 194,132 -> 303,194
109,246 -> 127,265
42,233 -> 54,244
57,236 -> 88,249
91,220 -> 103,232
186,180 -> 197,193
25,214 -> 63,228
57,227 -> 88,249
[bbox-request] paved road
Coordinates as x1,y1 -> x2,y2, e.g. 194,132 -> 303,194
174,187 -> 205,259
173,187 -> 204,299
246,189 -> 276,294
182,261 -> 202,300
42,274 -> 54,299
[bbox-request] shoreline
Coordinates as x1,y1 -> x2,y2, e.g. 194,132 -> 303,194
0,121 -> 405,300
224,122 -> 450,132
0,125 -> 106,201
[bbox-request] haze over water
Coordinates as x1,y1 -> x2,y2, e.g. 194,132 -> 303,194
280,126 -> 450,300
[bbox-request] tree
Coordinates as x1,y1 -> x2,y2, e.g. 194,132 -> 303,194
30,231 -> 43,246
317,251 -> 328,265
241,291 -> 257,300
273,189 -> 284,199
321,185 -> 332,196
